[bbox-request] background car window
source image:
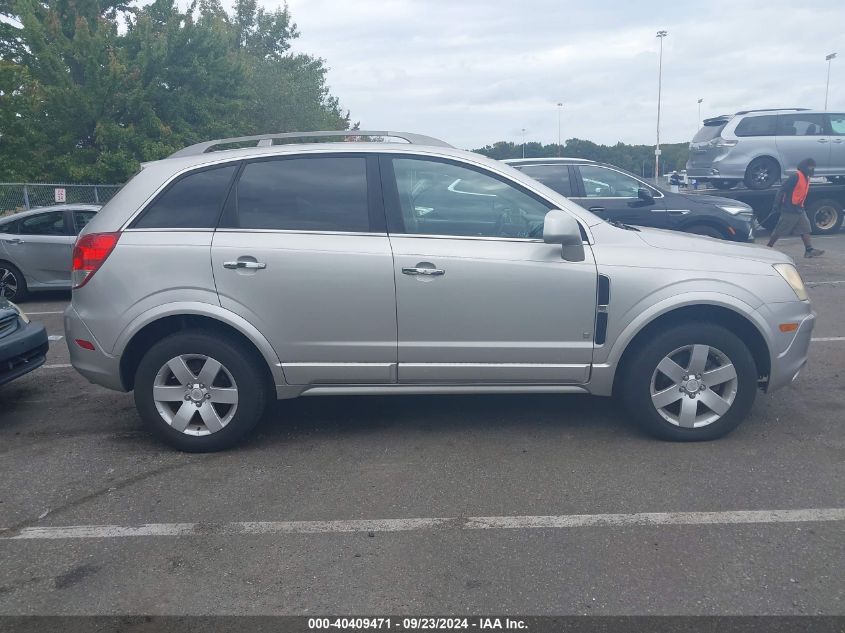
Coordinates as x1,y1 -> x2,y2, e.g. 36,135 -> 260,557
0,220 -> 17,234
579,165 -> 644,198
776,113 -> 829,136
73,210 -> 97,234
829,114 -> 845,135
735,115 -> 777,137
236,157 -> 369,232
17,211 -> 67,235
391,158 -> 550,238
133,164 -> 238,229
517,165 -> 573,196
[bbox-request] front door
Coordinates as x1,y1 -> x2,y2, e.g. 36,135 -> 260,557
776,113 -> 832,175
381,155 -> 597,384
212,154 -> 398,385
570,164 -> 671,229
827,113 -> 845,173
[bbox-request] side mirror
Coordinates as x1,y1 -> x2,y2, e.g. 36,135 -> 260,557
638,187 -> 655,203
543,210 -> 586,262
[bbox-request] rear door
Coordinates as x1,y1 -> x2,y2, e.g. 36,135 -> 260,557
3,210 -> 74,286
211,154 -> 398,385
570,165 -> 669,229
776,113 -> 832,174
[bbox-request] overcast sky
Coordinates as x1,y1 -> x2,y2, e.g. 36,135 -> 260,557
272,0 -> 845,149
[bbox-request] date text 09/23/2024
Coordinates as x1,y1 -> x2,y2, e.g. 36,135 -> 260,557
308,618 -> 528,630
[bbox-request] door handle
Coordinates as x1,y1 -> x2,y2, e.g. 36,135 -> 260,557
588,206 -> 606,213
223,260 -> 266,270
402,267 -> 445,276
833,139 -> 844,143
817,138 -> 829,143
3,238 -> 24,245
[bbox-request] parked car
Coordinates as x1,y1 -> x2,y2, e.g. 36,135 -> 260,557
505,158 -> 755,240
0,298 -> 48,387
686,108 -> 845,190
0,204 -> 100,302
65,130 -> 814,452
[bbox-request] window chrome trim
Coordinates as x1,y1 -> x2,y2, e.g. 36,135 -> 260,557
388,233 -> 550,244
213,229 -> 388,237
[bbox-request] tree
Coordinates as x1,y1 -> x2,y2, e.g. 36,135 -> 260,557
0,0 -> 349,182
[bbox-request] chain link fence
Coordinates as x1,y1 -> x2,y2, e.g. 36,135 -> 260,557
0,183 -> 122,218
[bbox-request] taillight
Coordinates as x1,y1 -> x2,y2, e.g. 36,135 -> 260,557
72,232 -> 121,289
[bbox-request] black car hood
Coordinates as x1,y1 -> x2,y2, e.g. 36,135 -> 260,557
676,193 -> 752,209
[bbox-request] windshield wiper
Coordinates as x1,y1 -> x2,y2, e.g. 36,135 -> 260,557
608,219 -> 640,231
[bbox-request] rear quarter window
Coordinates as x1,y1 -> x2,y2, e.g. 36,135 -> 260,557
131,164 -> 238,229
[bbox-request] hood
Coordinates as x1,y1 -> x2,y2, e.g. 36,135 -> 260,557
634,226 -> 790,264
676,193 -> 752,210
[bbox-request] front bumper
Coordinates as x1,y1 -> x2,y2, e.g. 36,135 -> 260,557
64,305 -> 125,392
765,310 -> 815,392
0,320 -> 48,386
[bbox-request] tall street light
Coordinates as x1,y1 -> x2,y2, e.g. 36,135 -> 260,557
556,103 -> 563,157
655,30 -> 668,182
521,128 -> 527,158
825,53 -> 837,110
697,97 -> 703,127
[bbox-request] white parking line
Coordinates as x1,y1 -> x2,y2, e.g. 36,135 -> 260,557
42,364 -> 72,369
807,280 -> 845,287
4,508 -> 844,541
812,337 -> 845,342
47,335 -> 63,341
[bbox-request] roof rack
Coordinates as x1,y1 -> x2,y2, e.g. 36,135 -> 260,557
734,108 -> 809,115
169,130 -> 453,158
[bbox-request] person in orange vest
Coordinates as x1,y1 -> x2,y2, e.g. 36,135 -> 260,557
767,158 -> 824,257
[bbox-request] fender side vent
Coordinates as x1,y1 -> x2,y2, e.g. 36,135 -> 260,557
595,275 -> 611,345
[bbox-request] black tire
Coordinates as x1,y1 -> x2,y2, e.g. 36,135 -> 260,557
744,157 -> 780,190
685,223 -> 726,239
620,323 -> 758,441
134,331 -> 269,452
0,261 -> 27,302
712,180 -> 738,190
807,198 -> 843,235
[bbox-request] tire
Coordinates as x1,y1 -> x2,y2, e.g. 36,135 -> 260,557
685,224 -> 726,239
807,198 -> 843,235
744,157 -> 780,190
620,323 -> 758,441
133,331 -> 270,452
712,180 -> 738,190
0,262 -> 27,302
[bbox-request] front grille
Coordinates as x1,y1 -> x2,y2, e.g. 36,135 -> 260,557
0,314 -> 17,339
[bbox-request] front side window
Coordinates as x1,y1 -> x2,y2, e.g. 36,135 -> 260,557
133,164 -> 238,229
776,113 -> 830,136
18,211 -> 67,235
735,115 -> 777,137
516,165 -> 573,196
234,157 -> 369,232
829,113 -> 845,135
389,158 -> 551,238
578,165 -> 644,198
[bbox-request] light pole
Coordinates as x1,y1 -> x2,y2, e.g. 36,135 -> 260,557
697,97 -> 703,127
556,103 -> 563,156
521,128 -> 527,159
655,30 -> 668,183
825,53 -> 837,110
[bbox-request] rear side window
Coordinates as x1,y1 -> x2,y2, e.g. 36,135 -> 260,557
234,157 -> 369,232
735,115 -> 777,137
516,165 -> 573,196
692,120 -> 728,142
776,113 -> 829,136
133,164 -> 238,229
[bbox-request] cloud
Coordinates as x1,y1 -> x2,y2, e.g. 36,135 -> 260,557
269,0 -> 845,148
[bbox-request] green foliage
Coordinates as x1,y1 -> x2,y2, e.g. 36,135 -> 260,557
475,139 -> 690,177
0,0 -> 348,182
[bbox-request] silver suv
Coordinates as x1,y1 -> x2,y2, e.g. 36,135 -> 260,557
65,131 -> 815,451
687,108 -> 845,190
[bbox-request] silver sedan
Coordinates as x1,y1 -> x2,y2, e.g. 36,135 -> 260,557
0,204 -> 100,302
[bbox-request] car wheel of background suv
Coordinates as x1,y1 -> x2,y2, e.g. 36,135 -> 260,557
744,157 -> 780,190
133,331 -> 269,452
621,322 -> 758,441
0,262 -> 27,302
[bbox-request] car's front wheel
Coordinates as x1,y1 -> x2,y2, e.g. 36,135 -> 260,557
621,323 -> 758,441
0,262 -> 27,302
134,331 -> 270,452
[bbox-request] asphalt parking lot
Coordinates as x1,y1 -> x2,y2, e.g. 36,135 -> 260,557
0,234 -> 843,616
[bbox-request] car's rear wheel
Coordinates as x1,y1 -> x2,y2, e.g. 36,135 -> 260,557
807,198 -> 843,235
685,224 -> 726,239
0,262 -> 27,302
712,180 -> 738,190
134,331 -> 269,452
621,323 -> 758,441
744,157 -> 780,190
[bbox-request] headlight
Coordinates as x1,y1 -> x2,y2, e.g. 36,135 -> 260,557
773,263 -> 808,301
718,204 -> 752,215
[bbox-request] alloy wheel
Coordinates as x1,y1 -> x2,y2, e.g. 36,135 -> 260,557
650,344 -> 738,428
0,268 -> 18,300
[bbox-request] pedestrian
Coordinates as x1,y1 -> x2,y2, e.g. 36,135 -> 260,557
767,158 -> 824,258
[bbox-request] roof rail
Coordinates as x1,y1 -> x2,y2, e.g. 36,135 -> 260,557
734,108 -> 809,115
169,130 -> 453,158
